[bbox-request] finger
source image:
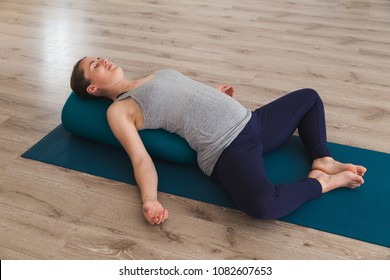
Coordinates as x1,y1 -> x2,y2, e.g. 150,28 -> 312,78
158,211 -> 165,222
154,212 -> 163,224
226,89 -> 233,97
162,209 -> 169,222
160,210 -> 166,223
155,210 -> 166,224
148,218 -> 156,225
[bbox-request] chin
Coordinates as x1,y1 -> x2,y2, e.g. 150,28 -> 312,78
115,66 -> 124,75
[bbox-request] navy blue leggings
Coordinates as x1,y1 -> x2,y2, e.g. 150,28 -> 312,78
211,88 -> 331,219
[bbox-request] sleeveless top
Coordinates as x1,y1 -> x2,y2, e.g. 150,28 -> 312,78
115,69 -> 251,176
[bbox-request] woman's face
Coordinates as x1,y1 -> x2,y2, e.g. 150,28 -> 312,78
80,57 -> 124,96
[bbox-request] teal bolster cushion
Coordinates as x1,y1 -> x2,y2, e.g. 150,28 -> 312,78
61,92 -> 197,164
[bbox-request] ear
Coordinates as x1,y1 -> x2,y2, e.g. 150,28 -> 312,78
87,84 -> 99,95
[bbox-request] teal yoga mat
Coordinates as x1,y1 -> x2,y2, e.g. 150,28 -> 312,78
22,124 -> 390,247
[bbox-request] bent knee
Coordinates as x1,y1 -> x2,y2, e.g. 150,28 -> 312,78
301,88 -> 321,103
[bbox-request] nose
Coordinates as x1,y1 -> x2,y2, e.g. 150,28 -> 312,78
99,58 -> 110,69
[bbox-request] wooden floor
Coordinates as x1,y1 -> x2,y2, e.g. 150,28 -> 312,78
0,0 -> 389,259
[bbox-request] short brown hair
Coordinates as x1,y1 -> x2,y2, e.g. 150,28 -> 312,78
70,57 -> 98,99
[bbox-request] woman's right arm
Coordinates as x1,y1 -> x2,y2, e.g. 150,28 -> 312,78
107,102 -> 168,225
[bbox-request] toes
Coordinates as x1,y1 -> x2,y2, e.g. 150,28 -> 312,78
352,174 -> 364,187
357,166 -> 367,176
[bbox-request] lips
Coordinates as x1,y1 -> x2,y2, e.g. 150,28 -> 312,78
106,61 -> 116,70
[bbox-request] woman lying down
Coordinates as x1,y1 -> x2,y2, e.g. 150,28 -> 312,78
70,57 -> 366,225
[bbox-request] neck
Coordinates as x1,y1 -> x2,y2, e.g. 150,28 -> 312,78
105,78 -> 136,101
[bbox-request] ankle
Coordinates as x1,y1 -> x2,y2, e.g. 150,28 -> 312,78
313,156 -> 333,166
308,170 -> 328,192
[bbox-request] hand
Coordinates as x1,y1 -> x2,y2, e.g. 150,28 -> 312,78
142,200 -> 169,225
218,84 -> 234,97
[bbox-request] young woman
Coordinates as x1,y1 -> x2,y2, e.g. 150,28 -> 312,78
70,57 -> 366,225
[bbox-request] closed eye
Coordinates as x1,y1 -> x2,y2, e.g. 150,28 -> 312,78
90,58 -> 101,69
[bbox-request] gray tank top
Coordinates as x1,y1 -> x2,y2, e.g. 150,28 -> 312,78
115,69 -> 251,176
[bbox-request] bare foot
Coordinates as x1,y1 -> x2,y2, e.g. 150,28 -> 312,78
308,169 -> 364,193
312,157 -> 367,176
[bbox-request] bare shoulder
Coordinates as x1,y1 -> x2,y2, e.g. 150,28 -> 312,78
107,98 -> 133,119
107,98 -> 139,124
107,98 -> 145,136
106,98 -> 148,162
